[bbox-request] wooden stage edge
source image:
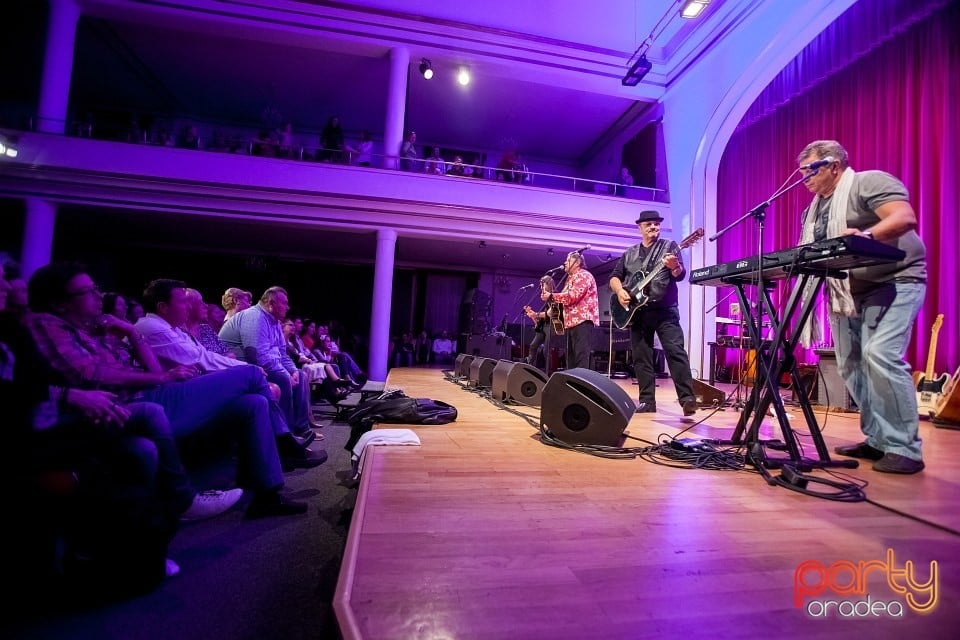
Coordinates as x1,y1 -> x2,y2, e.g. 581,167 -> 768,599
335,367 -> 960,640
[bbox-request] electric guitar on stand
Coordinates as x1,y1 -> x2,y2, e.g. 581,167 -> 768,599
916,313 -> 947,417
610,228 -> 704,329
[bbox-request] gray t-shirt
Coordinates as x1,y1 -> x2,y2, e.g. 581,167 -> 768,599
805,170 -> 926,294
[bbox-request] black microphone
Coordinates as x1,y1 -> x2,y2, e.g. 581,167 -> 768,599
518,282 -> 536,290
800,156 -> 835,171
546,264 -> 565,273
574,244 -> 591,254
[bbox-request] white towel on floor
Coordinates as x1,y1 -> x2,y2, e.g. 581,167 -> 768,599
351,429 -> 421,479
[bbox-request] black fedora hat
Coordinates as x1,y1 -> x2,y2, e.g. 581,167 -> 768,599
635,210 -> 664,224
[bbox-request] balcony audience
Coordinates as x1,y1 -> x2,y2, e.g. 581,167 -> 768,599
400,131 -> 418,171
320,116 -> 345,163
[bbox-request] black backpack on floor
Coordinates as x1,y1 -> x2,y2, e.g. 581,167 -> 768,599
344,390 -> 457,450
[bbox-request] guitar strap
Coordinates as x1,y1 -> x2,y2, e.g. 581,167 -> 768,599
637,239 -> 666,274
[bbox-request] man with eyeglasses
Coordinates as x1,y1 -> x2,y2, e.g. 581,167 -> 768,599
797,140 -> 927,474
25,263 -> 311,518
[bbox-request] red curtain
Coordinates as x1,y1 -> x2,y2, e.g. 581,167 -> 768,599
715,0 -> 960,374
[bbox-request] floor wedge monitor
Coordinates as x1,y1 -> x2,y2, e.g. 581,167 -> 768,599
455,353 -> 475,379
540,368 -> 636,446
468,357 -> 497,388
491,361 -> 548,407
692,379 -> 726,408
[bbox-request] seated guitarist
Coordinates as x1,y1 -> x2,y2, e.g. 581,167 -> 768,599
610,211 -> 697,415
541,251 -> 599,370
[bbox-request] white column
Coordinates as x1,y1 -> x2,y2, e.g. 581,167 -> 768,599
382,47 -> 409,170
22,198 -> 57,278
37,0 -> 81,134
368,228 -> 398,381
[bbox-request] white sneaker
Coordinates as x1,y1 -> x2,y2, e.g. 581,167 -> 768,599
165,558 -> 181,578
180,488 -> 244,521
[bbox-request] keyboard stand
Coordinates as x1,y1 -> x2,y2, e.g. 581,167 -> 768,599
722,266 -> 859,472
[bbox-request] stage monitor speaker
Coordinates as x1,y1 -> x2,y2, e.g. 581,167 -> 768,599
455,353 -> 475,379
491,361 -> 548,407
540,368 -> 636,446
692,379 -> 726,408
468,357 -> 497,388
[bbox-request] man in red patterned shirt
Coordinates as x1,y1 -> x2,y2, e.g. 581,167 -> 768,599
542,251 -> 599,370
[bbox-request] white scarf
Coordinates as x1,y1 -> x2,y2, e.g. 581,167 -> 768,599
798,167 -> 858,348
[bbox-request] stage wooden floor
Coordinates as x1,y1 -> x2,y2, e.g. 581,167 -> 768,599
335,368 -> 960,639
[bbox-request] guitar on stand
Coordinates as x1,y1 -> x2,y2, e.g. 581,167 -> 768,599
916,314 -> 947,417
610,228 -> 704,329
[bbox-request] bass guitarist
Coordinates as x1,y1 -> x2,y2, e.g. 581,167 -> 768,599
610,210 -> 697,415
523,276 -> 557,371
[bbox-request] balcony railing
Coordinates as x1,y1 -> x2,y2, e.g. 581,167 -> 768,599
18,116 -> 669,203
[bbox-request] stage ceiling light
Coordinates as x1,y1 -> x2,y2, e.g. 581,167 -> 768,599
621,54 -> 652,87
681,0 -> 709,18
457,66 -> 470,86
419,58 -> 433,80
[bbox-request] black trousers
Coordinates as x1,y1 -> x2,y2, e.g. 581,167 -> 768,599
629,306 -> 695,406
526,329 -> 547,370
565,321 -> 594,371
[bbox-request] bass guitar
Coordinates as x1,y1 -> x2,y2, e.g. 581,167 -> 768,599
916,313 -> 947,416
610,228 -> 704,329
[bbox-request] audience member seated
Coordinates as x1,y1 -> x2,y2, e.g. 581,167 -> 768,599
425,147 -> 446,175
320,116 -> 345,163
135,279 -> 322,462
354,129 -> 373,167
497,149 -> 521,182
282,319 -> 353,405
102,292 -> 127,319
277,121 -> 294,158
206,302 -> 227,332
616,166 -> 634,196
393,332 -> 415,367
126,299 -> 145,324
26,264 -> 309,519
415,329 -> 432,364
400,131 -> 418,171
432,330 -> 455,364
449,155 -> 466,177
222,287 -> 252,320
219,286 -> 322,435
315,324 -> 367,384
252,130 -> 279,157
179,125 -> 200,150
183,288 -> 233,357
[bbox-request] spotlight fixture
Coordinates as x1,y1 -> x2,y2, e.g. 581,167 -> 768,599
419,58 -> 433,80
457,66 -> 470,86
478,240 -> 487,249
680,0 -> 710,18
547,248 -> 555,256
0,136 -> 18,159
621,54 -> 652,87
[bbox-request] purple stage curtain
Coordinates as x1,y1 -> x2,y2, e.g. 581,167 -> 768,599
715,0 -> 960,374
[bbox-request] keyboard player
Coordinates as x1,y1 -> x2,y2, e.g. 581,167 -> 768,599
797,139 -> 926,474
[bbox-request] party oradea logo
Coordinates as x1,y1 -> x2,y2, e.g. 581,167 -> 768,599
794,549 -> 938,618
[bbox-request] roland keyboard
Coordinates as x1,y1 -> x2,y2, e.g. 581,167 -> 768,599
690,235 -> 906,287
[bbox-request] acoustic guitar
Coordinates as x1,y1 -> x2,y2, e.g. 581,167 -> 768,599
916,313 -> 947,417
610,228 -> 704,329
